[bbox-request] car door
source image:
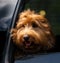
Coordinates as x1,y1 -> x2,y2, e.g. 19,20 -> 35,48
0,0 -> 26,63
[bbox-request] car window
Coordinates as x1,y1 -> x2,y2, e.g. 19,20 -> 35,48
14,0 -> 60,63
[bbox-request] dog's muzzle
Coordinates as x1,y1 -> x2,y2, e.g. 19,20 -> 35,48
23,34 -> 32,48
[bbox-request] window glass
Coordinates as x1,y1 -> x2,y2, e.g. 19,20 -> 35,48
0,0 -> 17,31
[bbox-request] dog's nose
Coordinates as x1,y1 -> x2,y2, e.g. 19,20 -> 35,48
23,35 -> 30,41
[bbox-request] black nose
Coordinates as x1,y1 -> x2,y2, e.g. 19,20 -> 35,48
23,35 -> 30,41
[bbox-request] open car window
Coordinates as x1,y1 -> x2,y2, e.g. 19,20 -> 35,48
15,0 -> 60,63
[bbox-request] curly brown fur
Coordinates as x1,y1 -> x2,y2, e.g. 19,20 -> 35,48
11,9 -> 55,53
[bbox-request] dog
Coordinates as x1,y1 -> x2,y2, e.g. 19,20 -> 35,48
11,9 -> 55,54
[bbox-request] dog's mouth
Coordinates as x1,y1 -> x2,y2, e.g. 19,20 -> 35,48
22,41 -> 41,53
23,41 -> 34,48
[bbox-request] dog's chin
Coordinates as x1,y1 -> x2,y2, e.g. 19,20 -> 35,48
20,41 -> 41,53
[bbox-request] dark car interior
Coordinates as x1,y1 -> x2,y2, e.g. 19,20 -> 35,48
0,0 -> 60,63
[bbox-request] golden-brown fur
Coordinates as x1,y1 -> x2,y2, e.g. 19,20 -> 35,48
11,9 -> 55,53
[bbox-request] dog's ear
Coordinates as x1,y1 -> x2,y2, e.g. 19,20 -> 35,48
39,10 -> 46,17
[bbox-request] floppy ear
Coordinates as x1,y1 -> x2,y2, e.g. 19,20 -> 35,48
39,10 -> 46,17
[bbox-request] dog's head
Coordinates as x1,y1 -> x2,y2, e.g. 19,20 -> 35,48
11,9 -> 55,53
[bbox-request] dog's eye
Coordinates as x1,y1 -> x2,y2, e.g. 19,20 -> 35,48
32,23 -> 38,28
41,20 -> 46,23
21,25 -> 25,27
